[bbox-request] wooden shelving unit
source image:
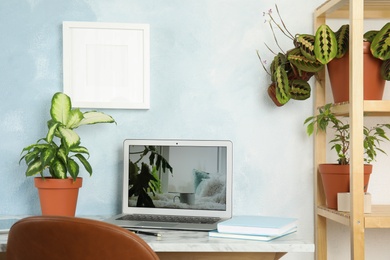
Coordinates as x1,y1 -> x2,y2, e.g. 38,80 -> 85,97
314,0 -> 390,259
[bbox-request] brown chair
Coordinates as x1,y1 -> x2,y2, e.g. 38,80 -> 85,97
6,215 -> 160,260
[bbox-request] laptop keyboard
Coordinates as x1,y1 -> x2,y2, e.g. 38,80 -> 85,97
117,214 -> 220,224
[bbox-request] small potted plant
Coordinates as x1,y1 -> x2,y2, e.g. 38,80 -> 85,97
19,92 -> 116,216
258,6 -> 390,106
304,103 -> 390,209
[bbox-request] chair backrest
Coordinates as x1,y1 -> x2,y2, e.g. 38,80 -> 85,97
6,215 -> 160,260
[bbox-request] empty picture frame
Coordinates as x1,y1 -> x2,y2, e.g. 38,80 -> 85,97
63,21 -> 150,109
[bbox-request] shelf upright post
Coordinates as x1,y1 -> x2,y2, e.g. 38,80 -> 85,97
313,7 -> 327,260
349,0 -> 365,258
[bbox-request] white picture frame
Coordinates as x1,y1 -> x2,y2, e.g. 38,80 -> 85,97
63,21 -> 150,109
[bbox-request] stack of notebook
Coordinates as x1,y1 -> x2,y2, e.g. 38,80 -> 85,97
209,215 -> 298,241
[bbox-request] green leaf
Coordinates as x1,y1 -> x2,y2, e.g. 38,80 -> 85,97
74,154 -> 92,176
335,24 -> 349,58
270,53 -> 287,82
25,158 -> 43,177
40,147 -> 55,167
74,111 -> 116,128
381,59 -> 390,80
52,159 -> 67,179
371,22 -> 390,60
288,48 -> 324,73
66,108 -> 84,129
296,34 -> 316,61
46,121 -> 60,143
58,126 -> 80,149
57,146 -> 68,165
289,80 -> 311,100
70,146 -> 89,155
67,158 -> 79,181
306,123 -> 314,136
274,66 -> 290,105
50,92 -> 71,125
22,149 -> 41,164
364,30 -> 378,43
314,24 -> 338,64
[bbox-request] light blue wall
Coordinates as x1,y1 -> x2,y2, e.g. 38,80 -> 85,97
1,1 -> 324,259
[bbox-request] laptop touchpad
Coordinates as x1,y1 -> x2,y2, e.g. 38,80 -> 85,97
135,222 -> 177,227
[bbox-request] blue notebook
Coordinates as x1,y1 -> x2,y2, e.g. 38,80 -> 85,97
217,215 -> 298,236
209,226 -> 297,241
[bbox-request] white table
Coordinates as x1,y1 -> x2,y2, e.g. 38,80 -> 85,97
0,216 -> 314,260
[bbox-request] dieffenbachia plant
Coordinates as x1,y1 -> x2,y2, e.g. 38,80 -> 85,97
20,92 -> 116,180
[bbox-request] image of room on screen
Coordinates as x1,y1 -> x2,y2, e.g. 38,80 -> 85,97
128,145 -> 227,211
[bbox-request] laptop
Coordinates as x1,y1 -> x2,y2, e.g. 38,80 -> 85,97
106,139 -> 233,231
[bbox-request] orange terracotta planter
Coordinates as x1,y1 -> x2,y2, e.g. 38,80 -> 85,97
34,177 -> 82,216
327,42 -> 385,103
318,164 -> 372,209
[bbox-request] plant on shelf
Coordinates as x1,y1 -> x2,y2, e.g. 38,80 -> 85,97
304,103 -> 390,165
258,5 -> 390,106
19,92 -> 116,216
129,146 -> 173,207
304,103 -> 390,209
20,92 -> 116,180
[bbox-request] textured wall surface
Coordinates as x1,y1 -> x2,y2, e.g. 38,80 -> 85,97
9,1 -> 390,259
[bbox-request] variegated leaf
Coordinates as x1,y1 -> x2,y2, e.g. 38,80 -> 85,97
371,22 -> 390,60
50,92 -> 71,125
74,153 -> 92,176
270,53 -> 287,82
296,34 -> 316,61
289,80 -> 311,100
288,48 -> 324,73
381,59 -> 390,80
314,24 -> 338,64
364,30 -> 378,43
274,66 -> 290,105
335,24 -> 349,58
52,159 -> 67,179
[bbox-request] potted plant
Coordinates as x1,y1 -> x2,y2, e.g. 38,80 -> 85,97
19,92 -> 116,216
304,103 -> 390,209
258,6 -> 390,106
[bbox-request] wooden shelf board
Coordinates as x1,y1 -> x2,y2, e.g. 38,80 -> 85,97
315,0 -> 390,18
317,205 -> 350,226
317,205 -> 390,228
329,100 -> 390,116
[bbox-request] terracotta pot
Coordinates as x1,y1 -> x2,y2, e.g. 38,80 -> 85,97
267,83 -> 284,107
318,164 -> 372,209
34,177 -> 82,216
327,42 -> 385,103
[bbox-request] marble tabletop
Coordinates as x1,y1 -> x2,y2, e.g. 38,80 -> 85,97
0,216 -> 314,253
140,229 -> 314,253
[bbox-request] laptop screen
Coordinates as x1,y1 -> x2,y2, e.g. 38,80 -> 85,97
122,139 -> 233,218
